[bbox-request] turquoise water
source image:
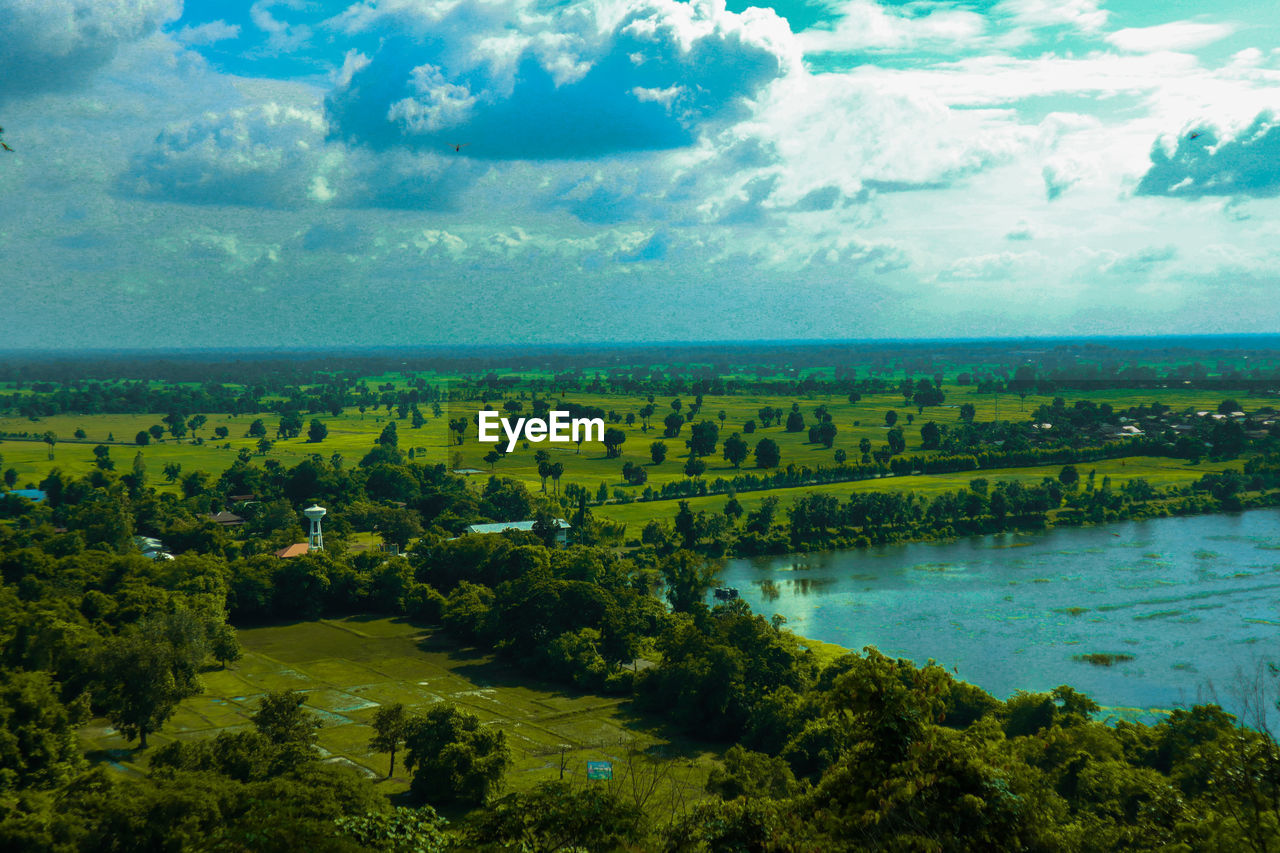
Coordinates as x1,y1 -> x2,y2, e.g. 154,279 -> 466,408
719,510 -> 1280,724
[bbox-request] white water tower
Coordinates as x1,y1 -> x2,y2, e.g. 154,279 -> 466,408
303,504 -> 327,551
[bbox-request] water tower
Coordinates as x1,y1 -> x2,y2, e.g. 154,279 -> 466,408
303,504 -> 326,551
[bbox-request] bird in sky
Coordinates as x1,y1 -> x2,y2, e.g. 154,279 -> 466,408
1189,132 -> 1201,140
0,126 -> 12,152
449,142 -> 469,152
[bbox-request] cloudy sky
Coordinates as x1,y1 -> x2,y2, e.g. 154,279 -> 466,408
2,0 -> 1279,349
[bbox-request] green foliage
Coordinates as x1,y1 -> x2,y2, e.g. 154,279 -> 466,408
404,704 -> 510,807
335,807 -> 450,853
467,781 -> 641,851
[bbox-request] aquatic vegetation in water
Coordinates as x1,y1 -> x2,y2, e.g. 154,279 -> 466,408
1074,653 -> 1135,666
1054,606 -> 1090,616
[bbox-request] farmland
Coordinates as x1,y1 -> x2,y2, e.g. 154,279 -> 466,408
81,616 -> 720,813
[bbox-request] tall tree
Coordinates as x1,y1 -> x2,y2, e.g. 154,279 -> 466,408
370,702 -> 412,778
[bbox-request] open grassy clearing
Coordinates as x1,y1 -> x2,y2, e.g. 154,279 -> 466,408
593,455 -> 1244,528
79,617 -> 719,808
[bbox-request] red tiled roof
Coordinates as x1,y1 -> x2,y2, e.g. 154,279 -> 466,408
275,543 -> 310,558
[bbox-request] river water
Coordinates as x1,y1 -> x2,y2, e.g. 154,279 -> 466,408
719,510 -> 1280,724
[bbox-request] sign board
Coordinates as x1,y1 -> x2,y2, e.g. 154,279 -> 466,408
586,761 -> 613,780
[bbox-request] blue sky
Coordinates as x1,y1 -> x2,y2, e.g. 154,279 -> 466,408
2,0 -> 1279,348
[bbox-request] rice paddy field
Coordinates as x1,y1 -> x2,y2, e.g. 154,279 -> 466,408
79,617 -> 720,808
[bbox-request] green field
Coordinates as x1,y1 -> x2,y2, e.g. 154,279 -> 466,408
5,382 -> 1264,504
594,455 -> 1243,528
79,617 -> 719,809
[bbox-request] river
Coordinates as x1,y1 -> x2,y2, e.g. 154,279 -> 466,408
718,509 -> 1280,724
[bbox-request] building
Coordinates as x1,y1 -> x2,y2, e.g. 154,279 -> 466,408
464,518 -> 571,546
208,510 -> 245,526
275,543 -> 311,558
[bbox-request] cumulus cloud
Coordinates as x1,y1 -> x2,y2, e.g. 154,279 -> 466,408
125,103 -> 332,208
123,102 -> 483,210
1137,112 -> 1280,198
323,0 -> 797,159
0,0 -> 178,102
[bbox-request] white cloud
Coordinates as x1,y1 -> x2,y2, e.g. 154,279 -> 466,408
798,1 -> 986,53
995,0 -> 1108,34
175,20 -> 241,46
1106,22 -> 1236,54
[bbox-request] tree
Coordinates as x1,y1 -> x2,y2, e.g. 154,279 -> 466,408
92,444 -> 114,471
834,448 -> 847,464
887,428 -> 905,455
754,438 -> 781,469
549,462 -> 564,496
660,549 -> 719,612
603,427 -> 626,458
187,414 -> 207,440
277,412 -> 304,439
785,411 -> 805,432
378,421 -> 399,449
4,468 -> 17,488
470,782 -> 642,852
960,403 -> 976,422
307,419 -> 328,443
622,461 -> 648,486
723,433 -> 749,468
163,462 -> 183,483
0,670 -> 87,790
213,426 -> 229,439
537,460 -> 553,492
42,431 -> 56,460
247,419 -> 266,438
689,420 -> 719,457
815,420 -> 838,448
921,421 -> 941,449
404,704 -> 510,807
209,622 -> 242,669
135,430 -> 150,446
884,410 -> 898,427
663,412 -> 685,438
684,456 -> 707,479
252,690 -> 321,751
149,424 -> 166,442
96,623 -> 203,748
1218,399 -> 1242,415
650,441 -> 668,465
74,428 -> 87,439
1059,464 -> 1079,488
674,500 -> 699,549
131,451 -> 147,485
370,702 -> 412,778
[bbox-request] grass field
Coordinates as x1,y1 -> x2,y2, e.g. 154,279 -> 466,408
79,617 -> 720,810
594,455 -> 1243,528
2,382 -> 1265,509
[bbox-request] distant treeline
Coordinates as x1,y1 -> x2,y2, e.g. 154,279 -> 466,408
3,335 -> 1280,389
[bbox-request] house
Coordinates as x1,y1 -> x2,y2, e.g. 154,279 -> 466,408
208,510 -> 245,526
464,518 -> 571,546
133,535 -> 173,561
275,543 -> 311,558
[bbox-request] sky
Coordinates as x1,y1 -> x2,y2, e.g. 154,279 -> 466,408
2,0 -> 1279,349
